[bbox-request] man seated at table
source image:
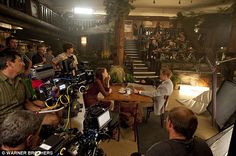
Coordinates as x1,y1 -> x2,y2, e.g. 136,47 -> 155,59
134,68 -> 173,115
0,110 -> 42,150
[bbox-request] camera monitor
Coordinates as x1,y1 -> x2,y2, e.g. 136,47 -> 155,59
97,110 -> 111,130
207,80 -> 236,129
59,84 -> 66,91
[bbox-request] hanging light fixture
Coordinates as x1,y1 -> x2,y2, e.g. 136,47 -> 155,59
179,0 -> 181,4
153,0 -> 155,4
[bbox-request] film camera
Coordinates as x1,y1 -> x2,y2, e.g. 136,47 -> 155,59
34,63 -> 94,118
37,105 -> 111,156
35,69 -> 94,103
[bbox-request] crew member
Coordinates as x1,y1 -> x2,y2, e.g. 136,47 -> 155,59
0,49 -> 59,126
52,43 -> 78,71
0,110 -> 42,150
146,106 -> 213,156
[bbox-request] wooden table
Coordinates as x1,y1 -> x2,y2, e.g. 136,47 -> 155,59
104,85 -> 152,104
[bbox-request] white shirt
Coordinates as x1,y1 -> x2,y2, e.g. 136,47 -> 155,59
141,79 -> 173,115
52,52 -> 78,70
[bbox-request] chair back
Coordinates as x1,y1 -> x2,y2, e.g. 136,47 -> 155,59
160,95 -> 169,128
160,95 -> 169,114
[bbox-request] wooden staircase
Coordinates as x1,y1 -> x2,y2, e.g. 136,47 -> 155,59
124,40 -> 158,82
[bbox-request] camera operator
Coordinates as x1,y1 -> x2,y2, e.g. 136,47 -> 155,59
0,110 -> 42,150
0,49 -> 59,126
52,43 -> 78,71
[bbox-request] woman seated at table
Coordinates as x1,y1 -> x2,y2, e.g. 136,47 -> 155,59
83,67 -> 112,108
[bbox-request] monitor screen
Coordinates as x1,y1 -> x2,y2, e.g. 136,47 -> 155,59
59,84 -> 66,90
207,80 -> 236,129
97,110 -> 111,130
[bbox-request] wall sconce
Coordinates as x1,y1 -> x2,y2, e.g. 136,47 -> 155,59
81,36 -> 87,46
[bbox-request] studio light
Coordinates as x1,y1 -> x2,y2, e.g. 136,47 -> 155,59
73,7 -> 93,14
179,84 -> 209,97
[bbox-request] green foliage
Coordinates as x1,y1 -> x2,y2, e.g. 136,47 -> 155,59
109,66 -> 126,83
109,66 -> 135,83
125,73 -> 135,83
171,74 -> 181,85
104,0 -> 135,21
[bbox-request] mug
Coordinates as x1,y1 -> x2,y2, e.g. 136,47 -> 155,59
126,88 -> 131,95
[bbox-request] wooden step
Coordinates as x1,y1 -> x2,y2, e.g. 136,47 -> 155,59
134,75 -> 159,79
133,71 -> 156,75
126,53 -> 139,56
132,60 -> 143,63
125,48 -> 138,51
133,63 -> 146,66
129,56 -> 140,59
133,66 -> 148,70
125,51 -> 139,53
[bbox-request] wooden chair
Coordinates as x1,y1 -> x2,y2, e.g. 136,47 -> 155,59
120,102 -> 139,141
145,95 -> 169,128
109,101 -> 121,141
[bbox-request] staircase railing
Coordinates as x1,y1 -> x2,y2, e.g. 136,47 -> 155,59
0,0 -> 106,33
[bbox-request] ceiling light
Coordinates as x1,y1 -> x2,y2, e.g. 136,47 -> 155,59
73,7 -> 93,14
0,22 -> 23,30
81,36 -> 87,45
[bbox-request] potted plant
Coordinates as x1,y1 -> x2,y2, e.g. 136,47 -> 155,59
109,66 -> 135,84
171,74 -> 181,90
109,66 -> 126,83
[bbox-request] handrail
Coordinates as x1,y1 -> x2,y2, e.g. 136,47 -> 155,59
0,0 -> 105,33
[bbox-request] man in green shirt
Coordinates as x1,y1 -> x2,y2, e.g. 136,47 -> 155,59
0,49 -> 59,126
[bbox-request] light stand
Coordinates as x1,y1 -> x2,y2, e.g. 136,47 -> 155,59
206,57 -> 236,126
206,57 -> 217,127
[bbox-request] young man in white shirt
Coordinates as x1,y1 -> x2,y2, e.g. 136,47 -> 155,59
52,43 -> 78,72
134,68 -> 173,115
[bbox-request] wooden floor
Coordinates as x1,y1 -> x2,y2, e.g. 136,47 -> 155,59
99,89 -> 219,156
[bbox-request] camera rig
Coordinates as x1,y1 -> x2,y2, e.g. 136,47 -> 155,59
35,69 -> 94,109
36,105 -> 111,156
